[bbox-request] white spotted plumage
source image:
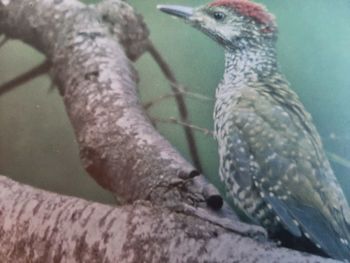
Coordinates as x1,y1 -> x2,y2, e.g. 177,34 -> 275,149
159,0 -> 350,261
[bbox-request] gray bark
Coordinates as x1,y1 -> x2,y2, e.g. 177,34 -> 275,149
0,0 -> 342,262
0,176 -> 339,263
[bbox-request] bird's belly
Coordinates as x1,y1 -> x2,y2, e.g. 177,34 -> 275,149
219,152 -> 281,230
213,97 -> 278,228
217,135 -> 265,222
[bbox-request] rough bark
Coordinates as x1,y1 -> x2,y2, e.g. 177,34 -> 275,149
1,0 -> 196,205
0,0 -> 342,262
0,176 -> 339,263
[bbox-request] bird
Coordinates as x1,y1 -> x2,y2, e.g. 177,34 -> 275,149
158,0 -> 350,260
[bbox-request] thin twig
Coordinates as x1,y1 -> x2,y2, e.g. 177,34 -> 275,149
0,36 -> 8,49
154,114 -> 350,171
153,117 -> 214,137
181,90 -> 213,101
47,80 -> 57,94
147,41 -> 203,172
325,133 -> 350,142
0,59 -> 51,96
326,151 -> 350,169
144,89 -> 212,110
144,93 -> 179,110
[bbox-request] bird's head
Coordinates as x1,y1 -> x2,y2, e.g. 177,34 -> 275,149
158,0 -> 277,50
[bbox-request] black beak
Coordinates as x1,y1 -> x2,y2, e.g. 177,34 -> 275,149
157,5 -> 194,19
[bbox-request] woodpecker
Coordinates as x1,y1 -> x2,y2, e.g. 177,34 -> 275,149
158,0 -> 350,260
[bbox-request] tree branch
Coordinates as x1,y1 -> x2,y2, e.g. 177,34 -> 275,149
0,0 -> 201,206
0,60 -> 50,96
0,175 -> 339,263
0,34 -> 8,48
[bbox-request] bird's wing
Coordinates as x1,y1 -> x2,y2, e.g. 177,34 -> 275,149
229,78 -> 350,260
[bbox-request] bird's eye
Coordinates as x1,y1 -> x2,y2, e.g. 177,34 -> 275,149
212,12 -> 225,21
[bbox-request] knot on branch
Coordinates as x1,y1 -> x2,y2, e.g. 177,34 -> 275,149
96,0 -> 150,61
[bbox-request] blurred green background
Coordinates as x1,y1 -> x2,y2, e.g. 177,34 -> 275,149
0,0 -> 349,204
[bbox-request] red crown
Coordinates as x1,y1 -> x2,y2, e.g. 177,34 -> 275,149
209,0 -> 274,26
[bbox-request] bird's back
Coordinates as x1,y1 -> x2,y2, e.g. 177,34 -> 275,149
214,73 -> 350,260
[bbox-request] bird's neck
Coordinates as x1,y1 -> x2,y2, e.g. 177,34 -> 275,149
217,45 -> 279,97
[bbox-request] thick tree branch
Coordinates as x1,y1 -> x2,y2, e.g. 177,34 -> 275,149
0,0 -> 202,206
0,175 -> 340,263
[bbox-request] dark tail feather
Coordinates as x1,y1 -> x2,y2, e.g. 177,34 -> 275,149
263,195 -> 302,237
287,203 -> 350,261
